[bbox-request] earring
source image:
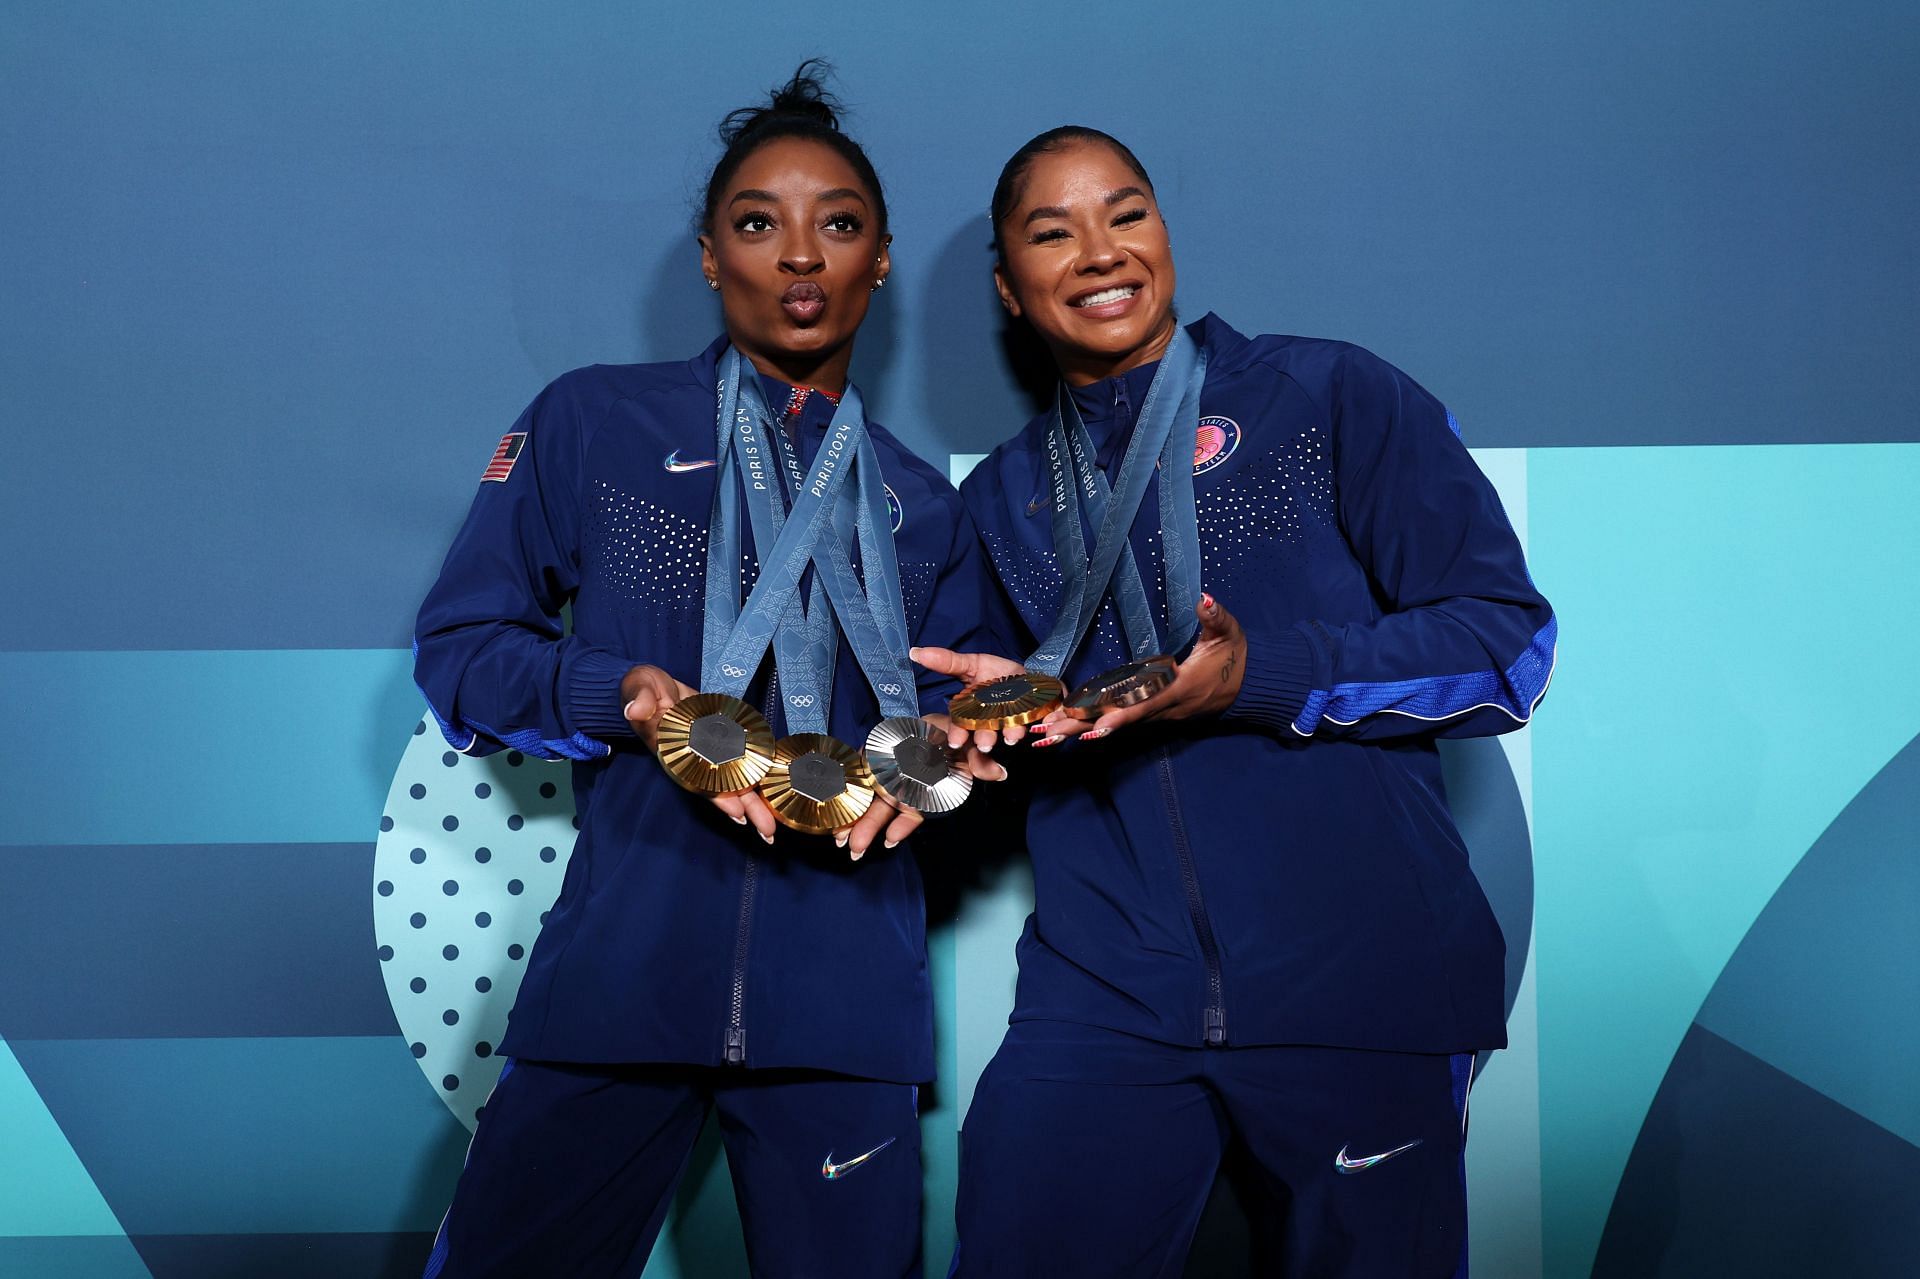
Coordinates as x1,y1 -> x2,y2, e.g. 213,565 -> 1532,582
706,278 -> 719,292
871,276 -> 886,292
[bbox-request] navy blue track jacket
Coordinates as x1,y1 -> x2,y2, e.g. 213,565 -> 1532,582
414,336 -> 994,1083
964,314 -> 1556,1054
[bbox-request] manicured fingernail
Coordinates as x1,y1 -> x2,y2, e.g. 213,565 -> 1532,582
835,833 -> 848,848
761,831 -> 775,845
994,765 -> 1010,781
732,815 -> 748,825
979,740 -> 993,753
1033,736 -> 1064,748
1082,728 -> 1110,741
624,700 -> 642,717
1201,593 -> 1215,610
885,839 -> 899,850
909,647 -> 922,660
851,849 -> 864,862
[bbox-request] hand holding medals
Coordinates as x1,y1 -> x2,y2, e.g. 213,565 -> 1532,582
659,348 -> 1009,858
917,328 -> 1245,749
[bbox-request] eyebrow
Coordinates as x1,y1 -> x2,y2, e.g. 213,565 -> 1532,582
1023,187 -> 1151,225
728,187 -> 870,207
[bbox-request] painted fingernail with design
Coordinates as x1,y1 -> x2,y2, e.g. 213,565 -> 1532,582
1033,735 -> 1065,748
1082,728 -> 1110,741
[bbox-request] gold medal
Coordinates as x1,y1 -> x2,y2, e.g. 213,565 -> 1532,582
655,694 -> 777,796
1061,656 -> 1178,720
947,671 -> 1066,731
760,734 -> 878,834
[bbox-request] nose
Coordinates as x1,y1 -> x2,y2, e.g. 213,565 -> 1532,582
1074,226 -> 1126,275
778,225 -> 825,276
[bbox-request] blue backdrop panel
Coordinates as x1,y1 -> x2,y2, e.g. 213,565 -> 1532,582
1592,732 -> 1920,1274
0,844 -> 395,1040
0,1237 -> 152,1279
1530,443 -> 1920,1277
10,1037 -> 467,1237
5,2 -> 1915,652
0,650 -> 420,846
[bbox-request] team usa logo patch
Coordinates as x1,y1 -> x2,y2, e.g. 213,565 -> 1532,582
883,483 -> 904,532
481,432 -> 526,483
1193,416 -> 1241,475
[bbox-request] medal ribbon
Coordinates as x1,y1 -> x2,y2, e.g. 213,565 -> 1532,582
700,348 -> 918,733
1027,327 -> 1208,677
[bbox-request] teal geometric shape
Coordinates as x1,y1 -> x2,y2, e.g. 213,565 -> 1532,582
0,1035 -> 132,1239
1529,443 -> 1920,1278
1695,732 -> 1920,1146
8,1036 -> 470,1236
0,649 -> 421,847
0,1236 -> 151,1278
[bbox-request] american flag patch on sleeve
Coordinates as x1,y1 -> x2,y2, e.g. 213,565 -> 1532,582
481,432 -> 526,483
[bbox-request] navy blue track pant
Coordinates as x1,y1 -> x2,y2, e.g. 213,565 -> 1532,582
426,1059 -> 923,1279
952,1022 -> 1472,1278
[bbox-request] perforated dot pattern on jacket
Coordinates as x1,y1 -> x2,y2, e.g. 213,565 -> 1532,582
1197,423 -> 1336,575
584,481 -> 706,609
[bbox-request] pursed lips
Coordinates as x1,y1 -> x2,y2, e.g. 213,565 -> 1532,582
782,280 -> 826,322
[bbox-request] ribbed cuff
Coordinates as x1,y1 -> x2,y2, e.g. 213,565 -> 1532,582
565,649 -> 644,740
1226,626 -> 1317,732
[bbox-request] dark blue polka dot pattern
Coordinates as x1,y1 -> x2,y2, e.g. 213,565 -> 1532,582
374,713 -> 579,1132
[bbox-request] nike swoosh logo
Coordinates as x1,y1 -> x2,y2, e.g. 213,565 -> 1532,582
821,1137 -> 896,1181
663,450 -> 717,473
1333,1138 -> 1423,1174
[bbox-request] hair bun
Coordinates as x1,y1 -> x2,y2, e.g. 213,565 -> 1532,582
719,59 -> 843,146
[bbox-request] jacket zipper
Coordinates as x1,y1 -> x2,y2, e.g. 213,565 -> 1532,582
725,667 -> 777,1065
1157,747 -> 1227,1045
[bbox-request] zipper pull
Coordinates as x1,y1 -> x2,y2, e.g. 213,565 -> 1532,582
1205,1007 -> 1227,1047
724,1027 -> 747,1065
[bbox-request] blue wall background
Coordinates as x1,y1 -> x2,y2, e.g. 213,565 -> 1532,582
3,2 -> 1916,1275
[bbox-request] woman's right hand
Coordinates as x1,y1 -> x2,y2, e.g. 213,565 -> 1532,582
908,646 -> 1038,752
622,665 -> 781,844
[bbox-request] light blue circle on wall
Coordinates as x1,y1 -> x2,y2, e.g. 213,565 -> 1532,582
373,719 -> 576,1130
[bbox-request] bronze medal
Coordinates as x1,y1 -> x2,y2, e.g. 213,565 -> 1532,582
760,733 -> 878,834
1062,656 -> 1178,720
655,694 -> 777,796
947,671 -> 1066,731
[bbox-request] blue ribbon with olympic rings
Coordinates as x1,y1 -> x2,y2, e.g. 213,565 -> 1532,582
1027,326 -> 1208,677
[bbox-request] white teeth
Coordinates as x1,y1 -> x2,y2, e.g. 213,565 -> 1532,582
1072,286 -> 1139,308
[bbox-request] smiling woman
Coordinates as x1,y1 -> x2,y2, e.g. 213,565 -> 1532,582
917,126 -> 1561,1278
408,63 -> 1008,1278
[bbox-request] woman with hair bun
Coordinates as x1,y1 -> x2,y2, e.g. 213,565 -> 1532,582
915,126 -> 1557,1276
413,63 -> 1002,1277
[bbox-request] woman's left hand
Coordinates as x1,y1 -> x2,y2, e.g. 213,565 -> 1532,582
835,712 -> 1011,861
1031,593 -> 1248,746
